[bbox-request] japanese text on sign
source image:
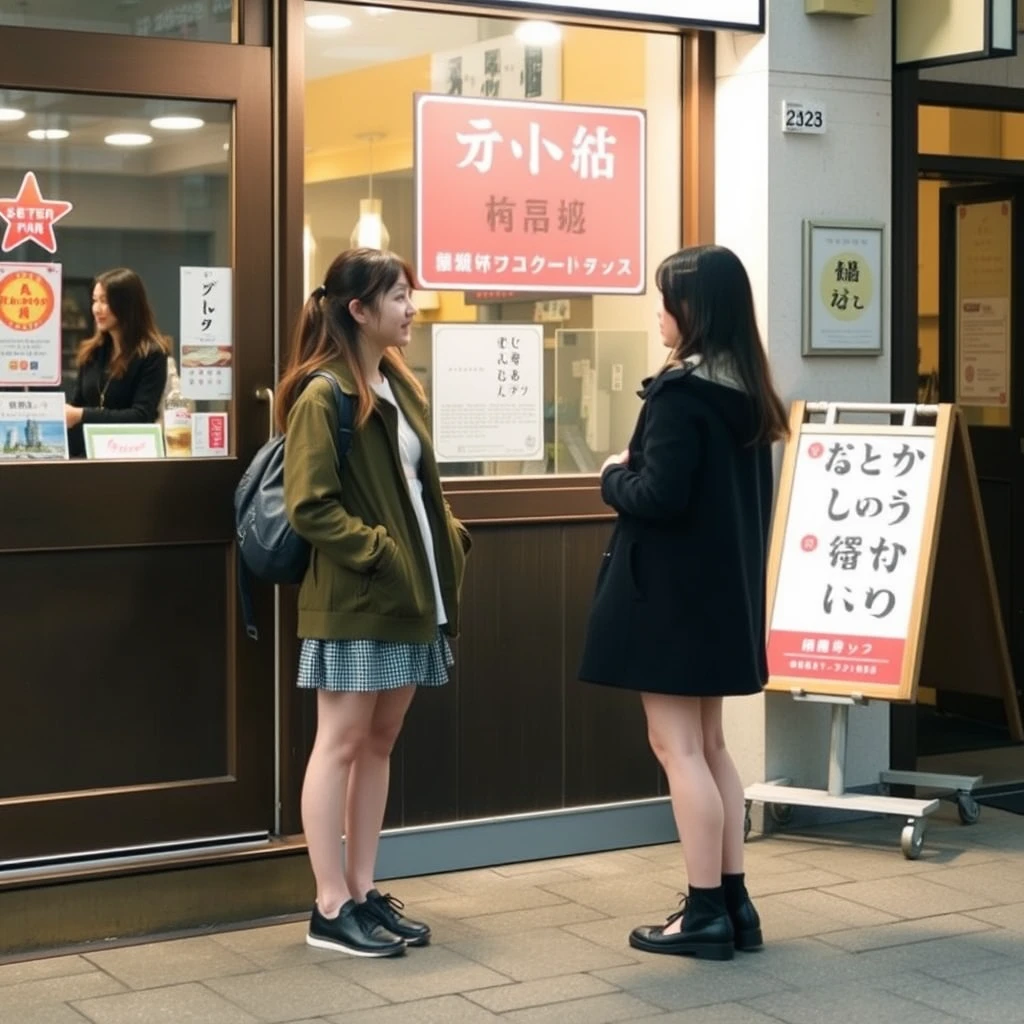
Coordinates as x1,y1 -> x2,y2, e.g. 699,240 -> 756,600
180,266 -> 232,401
431,323 -> 544,463
416,94 -> 645,294
767,431 -> 937,689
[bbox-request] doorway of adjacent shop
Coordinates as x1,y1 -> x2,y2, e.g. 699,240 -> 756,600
914,101 -> 1024,786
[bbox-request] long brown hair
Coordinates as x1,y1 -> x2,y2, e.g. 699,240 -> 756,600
77,267 -> 168,378
276,248 -> 426,433
656,245 -> 789,444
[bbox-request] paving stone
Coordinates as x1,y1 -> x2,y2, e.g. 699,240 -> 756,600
85,936 -> 257,990
459,900 -> 606,935
204,964 -> 384,1022
819,912 -> 997,952
0,955 -> 95,988
876,970 -> 1024,1023
72,982 -> 258,1024
752,888 -> 900,941
447,927 -> 635,981
418,886 -> 567,919
0,1005 -> 93,1024
968,902 -> 1024,931
538,874 -> 684,918
0,971 -> 125,1011
462,974 -> 619,1012
858,934 -> 1020,979
325,945 -> 508,1003
591,957 -> 789,1012
926,862 -> 1024,904
650,1005 -> 802,1024
821,876 -> 997,919
746,981 -> 962,1024
211,922 -> 341,970
326,994 -> 501,1023
502,991 -> 664,1023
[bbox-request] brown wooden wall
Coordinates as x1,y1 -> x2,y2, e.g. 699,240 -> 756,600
279,520 -> 665,834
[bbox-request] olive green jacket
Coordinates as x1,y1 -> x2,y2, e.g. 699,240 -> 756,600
283,358 -> 470,642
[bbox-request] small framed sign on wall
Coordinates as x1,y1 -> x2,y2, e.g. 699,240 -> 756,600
802,220 -> 884,357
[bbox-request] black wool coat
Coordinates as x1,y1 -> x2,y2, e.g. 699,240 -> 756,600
578,365 -> 774,697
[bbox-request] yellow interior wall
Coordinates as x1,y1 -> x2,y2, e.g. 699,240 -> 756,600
305,25 -> 649,324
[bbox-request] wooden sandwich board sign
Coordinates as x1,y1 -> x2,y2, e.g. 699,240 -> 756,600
764,401 -> 1023,740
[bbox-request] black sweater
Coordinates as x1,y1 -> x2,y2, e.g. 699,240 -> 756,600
68,340 -> 168,457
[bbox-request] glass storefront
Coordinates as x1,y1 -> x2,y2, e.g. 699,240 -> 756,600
0,92 -> 234,459
302,1 -> 681,477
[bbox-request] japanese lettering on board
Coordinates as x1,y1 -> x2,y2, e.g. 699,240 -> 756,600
431,323 -> 544,463
179,266 -> 232,400
803,222 -> 884,356
767,431 -> 937,691
415,94 -> 645,294
0,262 -> 62,387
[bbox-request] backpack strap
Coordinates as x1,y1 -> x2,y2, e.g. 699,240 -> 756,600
308,369 -> 355,465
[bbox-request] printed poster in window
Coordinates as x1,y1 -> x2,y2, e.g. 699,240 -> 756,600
767,431 -> 937,691
432,323 -> 543,462
803,223 -> 883,355
0,390 -> 67,460
0,262 -> 62,386
180,266 -> 232,400
430,34 -> 562,102
415,94 -> 645,294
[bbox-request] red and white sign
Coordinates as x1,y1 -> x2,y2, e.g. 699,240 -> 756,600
415,94 -> 645,294
192,412 -> 229,457
0,173 -> 73,255
767,430 -> 937,690
0,262 -> 62,386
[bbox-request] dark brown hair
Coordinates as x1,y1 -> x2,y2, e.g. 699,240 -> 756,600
656,245 -> 789,444
276,248 -> 425,432
77,267 -> 168,378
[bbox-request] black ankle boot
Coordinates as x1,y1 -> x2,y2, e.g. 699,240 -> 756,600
629,886 -> 735,961
723,874 -> 763,952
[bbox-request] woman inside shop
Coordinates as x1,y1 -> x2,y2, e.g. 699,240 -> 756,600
280,247 -> 471,958
579,245 -> 789,961
65,267 -> 169,457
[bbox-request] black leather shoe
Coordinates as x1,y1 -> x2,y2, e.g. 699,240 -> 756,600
359,889 -> 431,947
729,895 -> 763,952
306,900 -> 405,957
629,898 -> 735,961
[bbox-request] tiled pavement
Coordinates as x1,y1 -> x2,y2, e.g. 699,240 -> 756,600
3,803 -> 1024,1024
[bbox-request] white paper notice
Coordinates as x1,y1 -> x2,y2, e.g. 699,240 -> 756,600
191,412 -> 229,457
432,323 -> 544,463
180,266 -> 232,400
0,262 -> 62,386
958,297 -> 1009,408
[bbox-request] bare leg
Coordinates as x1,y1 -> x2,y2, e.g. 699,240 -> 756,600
641,692 -> 724,933
700,698 -> 746,875
345,685 -> 417,900
301,690 -> 377,917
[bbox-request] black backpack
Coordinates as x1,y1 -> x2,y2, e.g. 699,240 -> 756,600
235,370 -> 354,639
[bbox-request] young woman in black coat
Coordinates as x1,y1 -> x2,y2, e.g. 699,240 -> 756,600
579,245 -> 789,961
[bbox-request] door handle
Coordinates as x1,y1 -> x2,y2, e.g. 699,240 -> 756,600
256,387 -> 275,443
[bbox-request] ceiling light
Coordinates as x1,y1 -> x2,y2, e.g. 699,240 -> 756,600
0,107 -> 26,122
28,128 -> 69,140
150,116 -> 204,130
105,132 -> 153,147
305,13 -> 352,30
514,20 -> 562,46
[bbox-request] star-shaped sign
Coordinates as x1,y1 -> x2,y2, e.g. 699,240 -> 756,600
0,172 -> 74,255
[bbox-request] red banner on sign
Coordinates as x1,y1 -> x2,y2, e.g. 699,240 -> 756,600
414,94 -> 645,295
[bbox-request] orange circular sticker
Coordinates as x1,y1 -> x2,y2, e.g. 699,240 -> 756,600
0,270 -> 55,332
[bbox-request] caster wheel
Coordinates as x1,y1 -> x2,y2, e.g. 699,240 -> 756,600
767,803 -> 793,827
744,802 -> 752,841
901,818 -> 926,860
957,793 -> 981,825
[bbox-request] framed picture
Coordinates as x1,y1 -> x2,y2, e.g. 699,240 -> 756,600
83,423 -> 165,460
802,220 -> 884,356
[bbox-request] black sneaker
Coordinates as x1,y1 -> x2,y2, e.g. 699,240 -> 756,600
359,889 -> 431,947
306,899 -> 405,957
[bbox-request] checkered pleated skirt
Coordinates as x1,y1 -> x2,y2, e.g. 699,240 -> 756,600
296,629 -> 453,692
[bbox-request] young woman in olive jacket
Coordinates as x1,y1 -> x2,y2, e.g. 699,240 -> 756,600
579,245 -> 789,961
280,249 -> 470,959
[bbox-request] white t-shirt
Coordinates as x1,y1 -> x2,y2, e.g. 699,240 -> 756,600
372,378 -> 447,626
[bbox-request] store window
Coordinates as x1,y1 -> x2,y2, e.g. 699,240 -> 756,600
0,0 -> 237,42
303,1 -> 681,477
0,91 -> 233,462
